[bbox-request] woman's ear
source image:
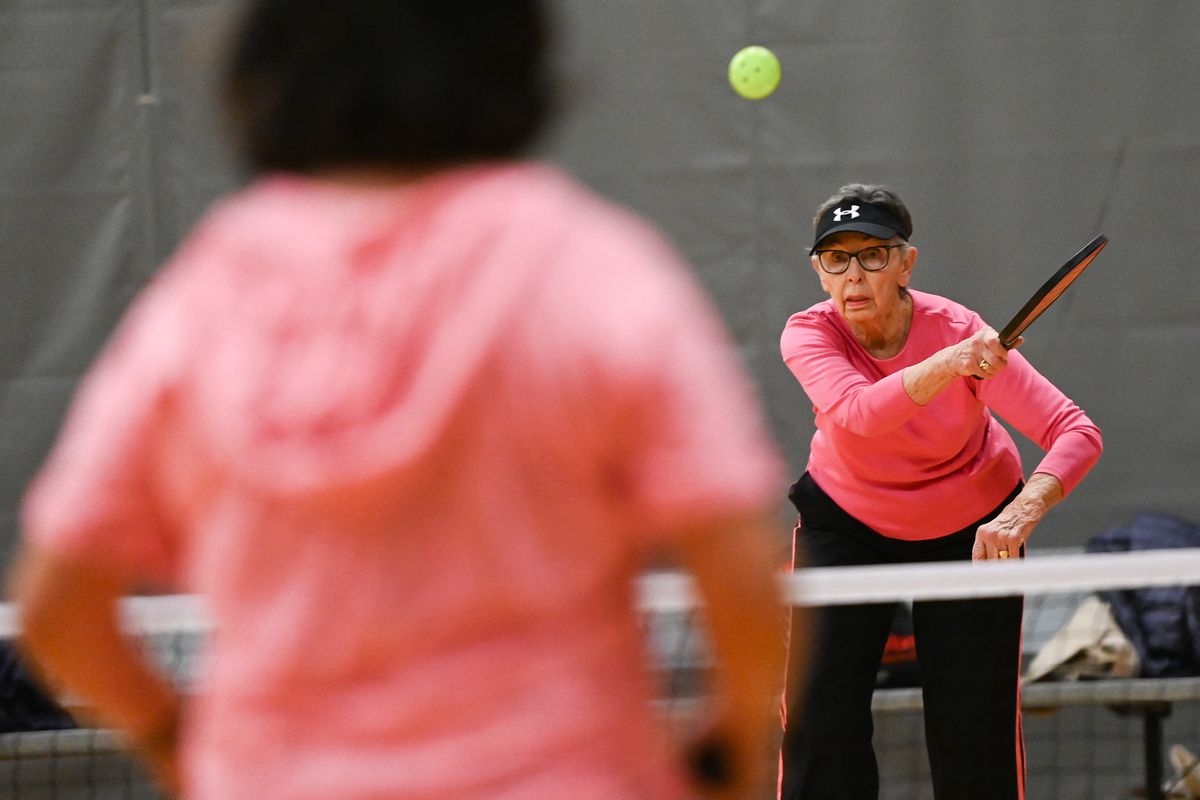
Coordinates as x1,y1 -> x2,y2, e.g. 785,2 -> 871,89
897,245 -> 918,287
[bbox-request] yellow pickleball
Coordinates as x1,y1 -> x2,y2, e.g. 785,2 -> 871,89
728,46 -> 781,100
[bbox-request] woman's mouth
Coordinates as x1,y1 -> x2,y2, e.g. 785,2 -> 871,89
844,295 -> 870,308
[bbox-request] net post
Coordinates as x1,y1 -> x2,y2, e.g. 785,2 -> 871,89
1143,703 -> 1170,800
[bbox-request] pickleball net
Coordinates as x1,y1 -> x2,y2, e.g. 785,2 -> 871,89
5,548 -> 1200,800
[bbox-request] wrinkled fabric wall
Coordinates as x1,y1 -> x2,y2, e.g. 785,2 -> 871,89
3,0 -> 1198,565
1,0 -> 239,565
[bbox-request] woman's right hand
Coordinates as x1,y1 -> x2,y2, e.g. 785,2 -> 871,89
944,327 -> 1019,379
684,717 -> 773,800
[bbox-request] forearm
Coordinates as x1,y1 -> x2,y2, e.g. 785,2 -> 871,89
902,348 -> 956,405
1012,472 -> 1064,520
678,512 -> 789,797
701,564 -> 789,730
972,473 -> 1064,559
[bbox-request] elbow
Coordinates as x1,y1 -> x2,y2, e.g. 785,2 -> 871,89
1082,421 -> 1104,461
833,415 -> 905,438
1053,410 -> 1103,461
825,401 -> 896,437
10,552 -> 63,654
824,383 -> 914,438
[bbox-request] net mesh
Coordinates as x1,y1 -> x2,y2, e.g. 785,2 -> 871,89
4,549 -> 1200,799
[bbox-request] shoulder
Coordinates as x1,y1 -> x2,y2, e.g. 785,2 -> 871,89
781,300 -> 842,348
785,299 -> 840,327
166,177 -> 312,274
200,175 -> 316,232
518,166 -> 698,309
499,167 -> 721,363
909,289 -> 985,334
538,168 -> 683,270
469,162 -> 670,247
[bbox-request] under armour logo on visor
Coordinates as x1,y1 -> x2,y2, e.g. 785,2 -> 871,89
833,205 -> 860,221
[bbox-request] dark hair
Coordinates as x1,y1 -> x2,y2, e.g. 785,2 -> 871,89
221,1 -> 552,174
813,183 -> 913,240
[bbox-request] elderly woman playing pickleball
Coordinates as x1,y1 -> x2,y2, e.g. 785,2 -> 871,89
778,183 -> 1102,800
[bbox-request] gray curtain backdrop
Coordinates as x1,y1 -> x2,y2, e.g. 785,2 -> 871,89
3,0 -> 1198,567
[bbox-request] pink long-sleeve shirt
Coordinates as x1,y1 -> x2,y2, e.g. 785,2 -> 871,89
22,162 -> 783,800
781,289 -> 1101,540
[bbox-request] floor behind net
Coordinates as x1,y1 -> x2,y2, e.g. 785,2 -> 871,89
4,702 -> 1197,799
874,704 -> 1200,800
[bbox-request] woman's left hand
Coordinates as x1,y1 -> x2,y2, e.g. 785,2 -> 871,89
972,474 -> 1065,561
972,508 -> 1035,560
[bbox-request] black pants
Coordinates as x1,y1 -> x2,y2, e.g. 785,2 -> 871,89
781,473 -> 1025,800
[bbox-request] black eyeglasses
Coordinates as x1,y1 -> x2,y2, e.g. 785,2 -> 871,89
813,244 -> 907,274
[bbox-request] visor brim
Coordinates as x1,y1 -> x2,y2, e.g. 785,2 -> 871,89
809,222 -> 904,255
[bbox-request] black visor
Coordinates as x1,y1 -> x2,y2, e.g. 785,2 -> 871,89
811,201 -> 910,254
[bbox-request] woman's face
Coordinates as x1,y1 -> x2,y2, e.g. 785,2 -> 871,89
810,231 -> 917,324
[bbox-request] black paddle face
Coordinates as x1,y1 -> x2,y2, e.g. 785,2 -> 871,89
998,234 -> 1108,348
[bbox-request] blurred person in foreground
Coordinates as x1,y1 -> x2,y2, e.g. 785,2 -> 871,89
778,184 -> 1102,800
9,2 -> 792,798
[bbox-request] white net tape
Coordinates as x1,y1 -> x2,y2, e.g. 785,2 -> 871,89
4,548 -> 1200,637
640,547 -> 1200,611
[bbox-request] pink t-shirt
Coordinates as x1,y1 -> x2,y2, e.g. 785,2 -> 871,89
23,163 -> 782,800
780,289 -> 1101,540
